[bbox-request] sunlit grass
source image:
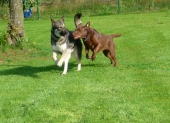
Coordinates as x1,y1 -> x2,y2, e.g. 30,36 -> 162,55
0,11 -> 170,122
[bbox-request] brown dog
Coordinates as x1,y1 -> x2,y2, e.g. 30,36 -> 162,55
73,14 -> 121,67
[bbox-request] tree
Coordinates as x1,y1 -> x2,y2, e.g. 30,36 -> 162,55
7,0 -> 24,46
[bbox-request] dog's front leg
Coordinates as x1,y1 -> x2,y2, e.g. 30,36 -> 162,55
91,45 -> 100,61
52,51 -> 58,63
62,53 -> 71,75
57,51 -> 67,67
85,47 -> 91,59
91,52 -> 96,61
57,49 -> 72,67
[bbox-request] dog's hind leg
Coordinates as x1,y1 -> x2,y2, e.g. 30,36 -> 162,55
110,50 -> 118,67
75,58 -> 81,71
110,42 -> 118,67
103,50 -> 113,64
110,48 -> 118,67
73,47 -> 82,71
112,55 -> 118,67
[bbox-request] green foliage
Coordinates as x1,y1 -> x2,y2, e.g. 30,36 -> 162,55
15,37 -> 24,49
122,0 -> 170,12
36,0 -> 170,19
0,0 -> 8,20
0,0 -> 8,6
0,31 -> 7,52
0,12 -> 170,122
0,0 -> 170,19
0,24 -> 32,51
23,0 -> 36,11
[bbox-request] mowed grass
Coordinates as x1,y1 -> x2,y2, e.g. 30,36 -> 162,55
0,11 -> 170,122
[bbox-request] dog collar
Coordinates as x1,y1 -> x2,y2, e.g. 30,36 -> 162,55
84,36 -> 89,42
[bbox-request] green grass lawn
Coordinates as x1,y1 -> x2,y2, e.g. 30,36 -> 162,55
0,11 -> 170,123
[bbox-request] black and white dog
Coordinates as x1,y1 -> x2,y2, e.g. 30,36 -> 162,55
50,16 -> 82,75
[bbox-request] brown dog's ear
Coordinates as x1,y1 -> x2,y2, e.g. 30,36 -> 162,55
85,21 -> 90,28
60,16 -> 64,22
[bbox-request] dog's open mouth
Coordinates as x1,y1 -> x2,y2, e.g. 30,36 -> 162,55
74,36 -> 81,39
73,35 -> 81,39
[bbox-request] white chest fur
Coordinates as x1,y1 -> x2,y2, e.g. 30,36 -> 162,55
52,43 -> 67,53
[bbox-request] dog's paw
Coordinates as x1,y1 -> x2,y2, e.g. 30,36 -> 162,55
61,72 -> 66,75
57,61 -> 62,67
76,69 -> 81,71
77,64 -> 81,71
114,63 -> 118,67
86,56 -> 92,59
91,57 -> 96,61
91,55 -> 96,61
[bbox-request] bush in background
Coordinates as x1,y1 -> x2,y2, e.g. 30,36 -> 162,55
38,0 -> 170,18
0,0 -> 169,19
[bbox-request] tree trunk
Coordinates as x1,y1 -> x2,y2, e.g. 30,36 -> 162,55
7,0 -> 24,46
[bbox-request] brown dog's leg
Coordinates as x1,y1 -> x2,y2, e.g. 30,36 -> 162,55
103,50 -> 118,67
103,50 -> 113,64
85,47 -> 91,59
109,42 -> 118,67
91,53 -> 96,61
91,45 -> 101,61
113,57 -> 118,67
111,53 -> 118,67
112,55 -> 118,67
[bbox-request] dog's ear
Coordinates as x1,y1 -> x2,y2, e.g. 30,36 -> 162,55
85,21 -> 90,28
60,16 -> 64,22
50,17 -> 55,23
50,17 -> 56,26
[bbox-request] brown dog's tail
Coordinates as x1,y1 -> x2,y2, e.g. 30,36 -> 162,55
74,13 -> 82,27
110,34 -> 121,38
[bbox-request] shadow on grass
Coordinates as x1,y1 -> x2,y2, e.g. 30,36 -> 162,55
0,64 -> 59,78
0,61 -> 112,78
0,63 -> 79,78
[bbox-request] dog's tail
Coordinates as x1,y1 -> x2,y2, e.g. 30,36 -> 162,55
110,34 -> 122,38
74,13 -> 82,27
